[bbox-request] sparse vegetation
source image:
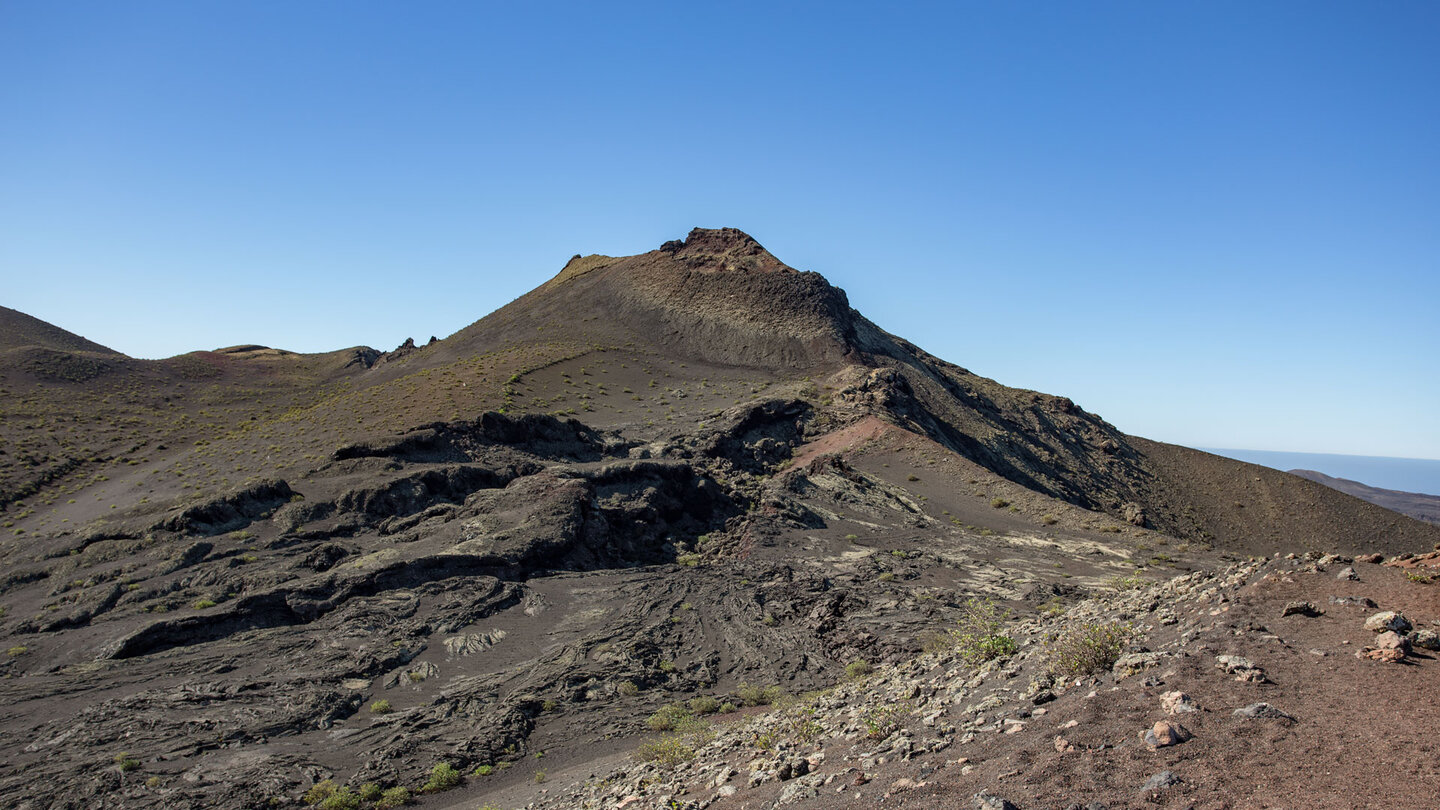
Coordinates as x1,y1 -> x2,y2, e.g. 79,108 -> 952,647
1107,572 -> 1148,591
737,682 -> 783,707
990,497 -> 1010,509
374,787 -> 410,809
419,762 -> 461,794
1048,621 -> 1135,678
948,597 -> 1018,665
635,734 -> 696,766
369,699 -> 392,714
844,660 -> 873,679
646,703 -> 703,732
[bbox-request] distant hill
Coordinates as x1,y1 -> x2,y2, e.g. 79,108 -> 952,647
1289,468 -> 1440,525
0,304 -> 121,356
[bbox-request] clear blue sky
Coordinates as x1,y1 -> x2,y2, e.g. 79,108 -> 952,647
2,1 -> 1436,459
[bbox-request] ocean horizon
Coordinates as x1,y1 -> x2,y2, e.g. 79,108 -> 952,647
1201,448 -> 1440,498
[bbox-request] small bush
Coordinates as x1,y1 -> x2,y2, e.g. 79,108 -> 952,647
533,770 -> 547,783
318,790 -> 362,810
472,764 -> 494,776
688,695 -> 720,715
1107,572 -> 1148,591
646,703 -> 696,732
357,783 -> 383,801
369,699 -> 392,714
1040,514 -> 1058,525
947,597 -> 1018,665
862,704 -> 904,738
658,660 -> 677,673
375,787 -> 410,809
718,701 -> 737,714
7,646 -> 26,656
114,753 -> 141,772
737,683 -> 783,707
303,780 -> 339,805
877,572 -> 896,582
635,735 -> 695,767
192,599 -> 217,610
990,498 -> 1009,509
420,762 -> 462,794
617,680 -> 640,696
675,553 -> 701,567
541,699 -> 557,713
1048,621 -> 1135,678
844,660 -> 873,679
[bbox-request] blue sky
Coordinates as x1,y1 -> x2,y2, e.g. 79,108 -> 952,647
2,1 -> 1436,459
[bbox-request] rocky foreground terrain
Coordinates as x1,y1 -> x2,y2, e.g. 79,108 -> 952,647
1,228 -> 1436,809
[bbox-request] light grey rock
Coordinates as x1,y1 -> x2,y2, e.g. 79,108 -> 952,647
1233,702 -> 1296,722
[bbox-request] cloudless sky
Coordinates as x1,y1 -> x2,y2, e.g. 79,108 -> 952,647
2,1 -> 1436,459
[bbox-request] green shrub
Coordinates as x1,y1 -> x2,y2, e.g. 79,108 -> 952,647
646,703 -> 694,732
357,783 -> 383,801
990,498 -> 1009,509
862,704 -> 904,738
114,753 -> 141,772
533,770 -> 547,784
318,789 -> 362,810
688,695 -> 720,715
657,660 -> 676,673
369,699 -> 392,714
1048,621 -> 1135,678
192,599 -> 217,610
375,786 -> 410,809
951,597 -> 1017,665
718,701 -> 737,714
844,660 -> 873,679
877,572 -> 895,582
1040,514 -> 1058,525
1107,572 -> 1148,591
472,764 -> 494,776
617,680 -> 640,696
675,553 -> 701,567
737,683 -> 783,707
635,735 -> 696,767
303,780 -> 339,805
419,762 -> 462,794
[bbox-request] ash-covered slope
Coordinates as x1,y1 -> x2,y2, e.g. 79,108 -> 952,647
0,305 -> 122,357
1289,468 -> 1440,525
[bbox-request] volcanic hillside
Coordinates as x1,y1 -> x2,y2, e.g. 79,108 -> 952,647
0,228 -> 1435,809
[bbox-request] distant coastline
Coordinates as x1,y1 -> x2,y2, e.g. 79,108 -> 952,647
1202,448 -> 1440,498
